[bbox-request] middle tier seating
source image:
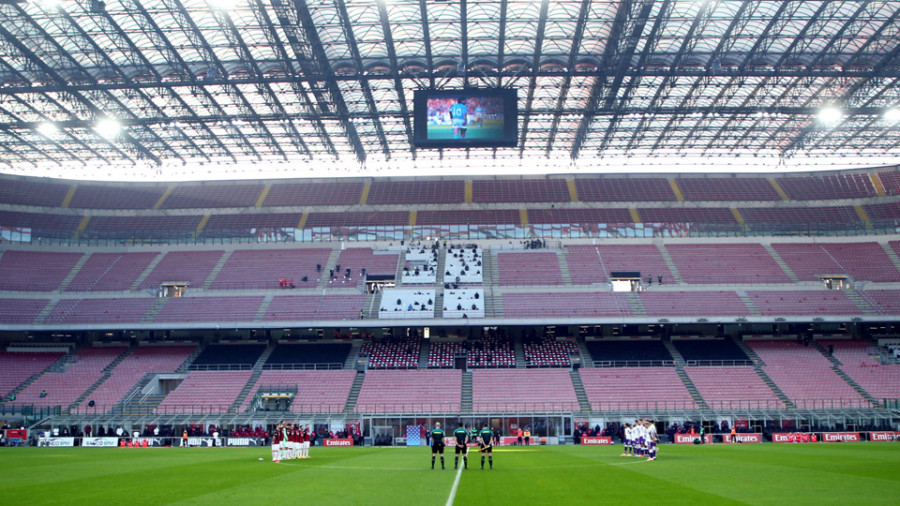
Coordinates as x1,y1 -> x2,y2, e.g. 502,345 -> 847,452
497,252 -> 562,285
355,369 -> 461,413
264,295 -> 366,322
819,339 -> 900,400
209,248 -> 330,290
566,244 -> 672,285
472,369 -> 578,412
0,251 -> 83,291
360,337 -> 421,369
45,298 -> 155,324
156,296 -> 264,323
523,336 -> 578,367
442,289 -> 485,319
65,252 -> 159,292
665,244 -> 792,284
502,292 -> 632,318
579,367 -> 698,411
772,242 -> 899,282
155,370 -> 253,414
328,248 -> 399,288
641,291 -> 751,317
747,290 -> 861,316
585,340 -> 674,365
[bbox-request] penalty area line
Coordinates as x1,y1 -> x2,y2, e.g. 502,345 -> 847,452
445,457 -> 465,506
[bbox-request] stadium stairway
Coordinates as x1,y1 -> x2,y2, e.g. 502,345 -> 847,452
844,288 -> 876,315
733,339 -> 797,408
878,242 -> 900,273
569,370 -> 591,413
362,292 -> 381,320
460,371 -> 472,413
675,367 -> 710,410
662,340 -> 686,366
656,245 -> 684,284
395,250 -> 407,287
484,287 -> 501,317
625,292 -> 647,316
177,344 -> 204,373
575,339 -> 594,367
227,343 -> 276,414
557,250 -> 573,285
57,253 -> 90,291
34,299 -> 61,324
342,372 -> 365,414
483,249 -> 499,286
513,337 -> 526,368
71,345 -> 135,410
433,289 -> 444,319
736,291 -> 762,316
762,244 -> 800,282
141,298 -> 169,323
201,250 -> 233,289
130,252 -> 165,291
112,372 -> 156,415
6,349 -> 73,400
255,295 -> 274,321
344,340 -> 363,369
320,248 -> 342,288
811,341 -> 879,406
435,248 -> 446,286
418,339 -> 431,368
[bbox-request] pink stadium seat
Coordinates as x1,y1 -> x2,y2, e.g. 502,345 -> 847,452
155,370 -> 253,414
16,347 -> 128,407
356,369 -> 461,412
240,370 -> 356,413
580,367 -> 698,411
473,369 -> 578,412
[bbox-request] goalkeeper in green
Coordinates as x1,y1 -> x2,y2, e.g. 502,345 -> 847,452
479,424 -> 494,469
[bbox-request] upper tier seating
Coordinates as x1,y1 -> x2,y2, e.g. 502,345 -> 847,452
772,242 -> 897,282
360,337 -> 421,369
585,340 -> 673,365
44,298 -> 155,324
579,367 -> 698,411
673,339 -> 751,362
502,292 -> 632,318
16,347 -> 127,407
155,296 -> 264,323
161,183 -> 264,208
472,369 -> 578,412
80,345 -> 195,413
566,244 -> 672,285
864,202 -> 900,223
497,252 -> 562,286
265,295 -> 366,322
574,178 -> 675,201
263,181 -> 364,206
68,185 -> 165,209
0,350 -> 65,397
265,343 -> 351,367
241,369 -> 356,413
675,177 -> 781,201
637,207 -> 737,224
467,334 -> 516,368
641,291 -> 751,317
748,340 -> 866,406
665,244 -> 791,283
356,369 -> 461,412
747,290 -> 861,316
65,252 -> 158,291
0,211 -> 82,238
367,180 -> 464,204
523,337 -> 578,367
190,343 -> 266,369
442,289 -> 485,319
379,289 -> 435,320
0,298 -> 50,324
428,341 -> 465,368
328,248 -> 399,287
0,251 -> 82,291
0,178 -> 69,206
775,173 -> 877,199
155,370 -> 253,414
472,179 -> 570,203
819,339 -> 900,400
685,366 -> 783,408
82,215 -> 201,240
139,250 -> 225,289
209,248 -> 330,290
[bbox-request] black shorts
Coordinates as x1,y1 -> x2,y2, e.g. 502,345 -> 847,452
431,443 -> 444,453
481,443 -> 492,453
455,443 -> 467,454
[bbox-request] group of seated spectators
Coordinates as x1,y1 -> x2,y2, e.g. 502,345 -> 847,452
230,425 -> 269,439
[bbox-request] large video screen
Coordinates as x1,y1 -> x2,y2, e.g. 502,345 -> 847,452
413,89 -> 518,148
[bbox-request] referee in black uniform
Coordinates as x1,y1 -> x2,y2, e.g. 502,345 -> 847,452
453,422 -> 469,470
430,422 -> 445,470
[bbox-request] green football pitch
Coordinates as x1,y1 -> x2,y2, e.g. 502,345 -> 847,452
426,120 -> 506,140
2,443 -> 899,505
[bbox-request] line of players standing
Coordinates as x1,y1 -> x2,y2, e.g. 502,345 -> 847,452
622,419 -> 659,461
271,423 -> 311,463
430,422 -> 495,470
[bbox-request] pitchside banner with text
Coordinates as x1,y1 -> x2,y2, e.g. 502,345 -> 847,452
581,436 -> 613,445
869,432 -> 900,441
323,438 -> 353,447
722,433 -> 762,443
673,434 -> 712,444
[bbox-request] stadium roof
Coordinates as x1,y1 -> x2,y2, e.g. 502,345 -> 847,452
0,0 -> 899,181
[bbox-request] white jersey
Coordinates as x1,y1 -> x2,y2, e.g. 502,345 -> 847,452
634,424 -> 645,441
624,427 -> 633,441
646,425 -> 658,443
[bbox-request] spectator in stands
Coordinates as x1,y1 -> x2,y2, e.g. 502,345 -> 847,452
658,274 -> 663,284
39,390 -> 47,398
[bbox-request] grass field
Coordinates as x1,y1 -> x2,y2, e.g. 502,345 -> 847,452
2,443 -> 899,505
426,120 -> 506,140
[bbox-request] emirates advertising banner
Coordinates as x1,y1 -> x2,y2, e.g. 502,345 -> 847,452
673,433 -> 712,444
721,433 -> 762,443
580,436 -> 613,445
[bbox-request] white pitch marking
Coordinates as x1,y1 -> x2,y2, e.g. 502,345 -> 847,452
445,454 -> 465,506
